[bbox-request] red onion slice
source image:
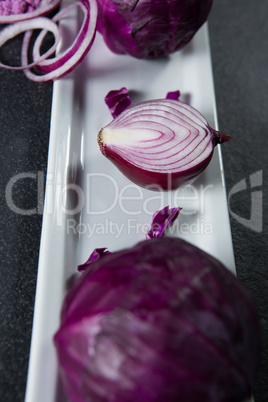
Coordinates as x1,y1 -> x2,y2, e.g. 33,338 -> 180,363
0,0 -> 97,82
0,17 -> 60,70
98,92 -> 230,191
0,0 -> 61,24
22,0 -> 97,81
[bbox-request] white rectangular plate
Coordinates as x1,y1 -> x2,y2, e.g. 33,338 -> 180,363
25,3 -> 241,401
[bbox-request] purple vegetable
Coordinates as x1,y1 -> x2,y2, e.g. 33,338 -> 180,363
78,248 -> 111,272
0,0 -> 42,16
105,87 -> 132,119
98,89 -> 230,191
96,0 -> 213,59
77,206 -> 181,273
0,0 -> 60,23
146,205 -> 181,239
0,0 -> 98,82
54,237 -> 260,402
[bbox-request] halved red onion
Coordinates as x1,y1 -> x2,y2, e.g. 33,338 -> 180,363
0,0 -> 97,82
0,0 -> 61,24
98,90 -> 230,191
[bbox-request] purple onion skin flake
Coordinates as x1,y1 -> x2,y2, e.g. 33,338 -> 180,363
78,248 -> 111,272
54,237 -> 260,402
104,87 -> 131,119
146,205 -> 181,238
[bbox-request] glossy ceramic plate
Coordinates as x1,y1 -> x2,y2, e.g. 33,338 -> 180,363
25,2 -> 248,400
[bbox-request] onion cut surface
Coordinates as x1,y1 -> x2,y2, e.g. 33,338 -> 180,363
98,92 -> 230,191
0,0 -> 98,81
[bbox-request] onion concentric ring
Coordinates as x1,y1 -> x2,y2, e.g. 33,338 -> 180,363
98,93 -> 230,191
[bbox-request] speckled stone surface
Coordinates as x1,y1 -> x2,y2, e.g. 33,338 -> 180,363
208,2 -> 268,401
0,1 -> 267,401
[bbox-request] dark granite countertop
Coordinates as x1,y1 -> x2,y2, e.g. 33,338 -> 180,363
0,1 -> 267,401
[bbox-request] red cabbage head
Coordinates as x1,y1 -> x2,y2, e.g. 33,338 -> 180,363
54,237 -> 260,402
96,0 -> 213,58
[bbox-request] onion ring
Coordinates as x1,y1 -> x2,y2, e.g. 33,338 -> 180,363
0,17 -> 60,70
0,0 -> 97,81
22,0 -> 97,81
